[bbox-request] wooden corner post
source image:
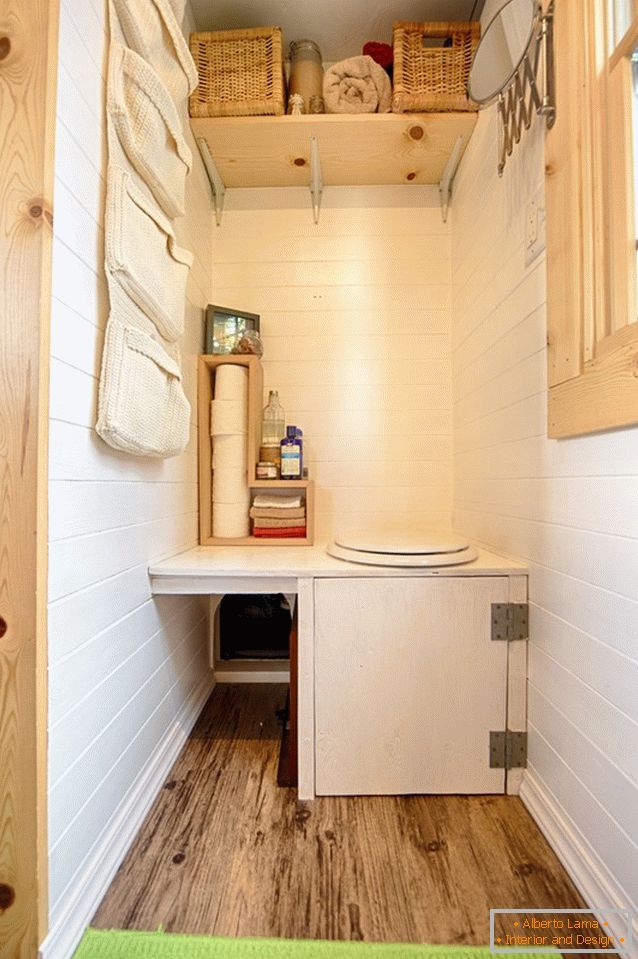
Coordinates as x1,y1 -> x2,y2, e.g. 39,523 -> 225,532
0,0 -> 59,955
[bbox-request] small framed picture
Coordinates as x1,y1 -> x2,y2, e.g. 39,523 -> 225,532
205,304 -> 260,354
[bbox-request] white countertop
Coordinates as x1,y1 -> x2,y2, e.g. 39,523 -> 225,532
149,543 -> 527,592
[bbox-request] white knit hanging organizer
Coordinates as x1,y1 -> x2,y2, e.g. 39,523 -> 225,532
108,42 -> 193,218
96,0 -> 198,458
105,166 -> 193,342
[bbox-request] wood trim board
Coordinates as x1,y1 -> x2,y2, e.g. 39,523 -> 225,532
545,0 -> 587,389
545,0 -> 638,436
0,0 -> 60,953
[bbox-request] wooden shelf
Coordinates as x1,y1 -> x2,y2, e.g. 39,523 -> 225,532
198,355 -> 314,546
191,111 -> 477,188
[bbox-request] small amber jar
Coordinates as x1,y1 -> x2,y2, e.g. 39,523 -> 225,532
259,444 -> 281,475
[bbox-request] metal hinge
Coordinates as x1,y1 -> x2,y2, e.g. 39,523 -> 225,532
490,730 -> 528,769
491,603 -> 529,641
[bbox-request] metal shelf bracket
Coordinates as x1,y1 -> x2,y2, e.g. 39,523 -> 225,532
197,137 -> 226,226
310,136 -> 323,225
438,135 -> 465,223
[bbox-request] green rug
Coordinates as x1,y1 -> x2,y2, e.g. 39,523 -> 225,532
75,929 -> 552,959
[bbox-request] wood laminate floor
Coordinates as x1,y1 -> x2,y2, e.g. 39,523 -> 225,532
93,684 -> 585,944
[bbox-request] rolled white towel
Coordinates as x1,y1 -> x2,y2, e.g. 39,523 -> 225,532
323,55 -> 392,114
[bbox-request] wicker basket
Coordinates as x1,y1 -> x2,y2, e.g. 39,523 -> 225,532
189,27 -> 285,118
392,21 -> 480,113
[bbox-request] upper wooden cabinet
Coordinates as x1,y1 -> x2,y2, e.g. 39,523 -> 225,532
546,0 -> 638,437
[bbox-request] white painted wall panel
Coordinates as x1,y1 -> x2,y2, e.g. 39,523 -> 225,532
48,0 -> 212,930
529,648 -> 638,786
49,419 -> 197,483
51,237 -> 107,325
212,187 -> 453,540
531,603 -> 638,702
451,106 -> 638,922
49,602 -> 206,787
49,480 -> 198,540
527,728 -> 638,906
48,623 -> 207,909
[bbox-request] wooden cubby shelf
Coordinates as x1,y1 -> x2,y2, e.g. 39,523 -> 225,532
198,354 -> 314,547
191,111 -> 477,189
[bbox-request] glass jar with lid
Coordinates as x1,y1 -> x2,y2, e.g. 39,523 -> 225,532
288,39 -> 324,114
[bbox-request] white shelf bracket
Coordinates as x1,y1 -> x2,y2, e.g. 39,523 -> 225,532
310,136 -> 323,225
197,137 -> 226,226
438,135 -> 465,224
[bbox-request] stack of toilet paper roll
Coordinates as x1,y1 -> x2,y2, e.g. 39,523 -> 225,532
210,365 -> 250,538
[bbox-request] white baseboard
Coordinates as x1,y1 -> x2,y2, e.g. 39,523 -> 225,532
39,672 -> 216,959
520,768 -> 637,959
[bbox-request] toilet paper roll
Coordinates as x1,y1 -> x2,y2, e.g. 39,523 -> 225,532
212,434 -> 247,471
213,468 -> 250,505
214,364 -> 248,402
210,398 -> 247,436
213,502 -> 250,539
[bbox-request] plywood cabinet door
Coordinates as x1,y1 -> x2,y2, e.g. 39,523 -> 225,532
314,576 -> 510,795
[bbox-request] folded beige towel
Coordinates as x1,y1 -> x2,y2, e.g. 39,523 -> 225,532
252,517 -> 307,529
324,55 -> 392,114
252,493 -> 303,509
250,506 -> 306,520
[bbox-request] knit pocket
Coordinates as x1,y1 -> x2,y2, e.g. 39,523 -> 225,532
111,0 -> 198,103
96,319 -> 190,458
109,43 -> 192,218
106,167 -> 193,342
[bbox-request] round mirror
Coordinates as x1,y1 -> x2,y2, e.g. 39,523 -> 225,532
468,0 -> 539,104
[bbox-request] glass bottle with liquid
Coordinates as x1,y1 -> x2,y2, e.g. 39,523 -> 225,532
289,40 -> 324,114
261,390 -> 285,446
280,426 -> 303,479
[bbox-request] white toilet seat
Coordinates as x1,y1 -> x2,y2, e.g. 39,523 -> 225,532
328,526 -> 478,568
334,528 -> 471,555
327,542 -> 478,567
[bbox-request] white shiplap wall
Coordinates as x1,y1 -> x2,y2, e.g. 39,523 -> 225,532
211,187 -> 453,540
47,0 -> 213,944
451,104 -> 638,931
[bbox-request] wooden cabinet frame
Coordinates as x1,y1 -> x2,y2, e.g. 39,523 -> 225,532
0,0 -> 59,953
546,0 -> 638,437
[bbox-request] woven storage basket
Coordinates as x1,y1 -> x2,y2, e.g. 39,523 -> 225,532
189,27 -> 285,117
392,21 -> 480,113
